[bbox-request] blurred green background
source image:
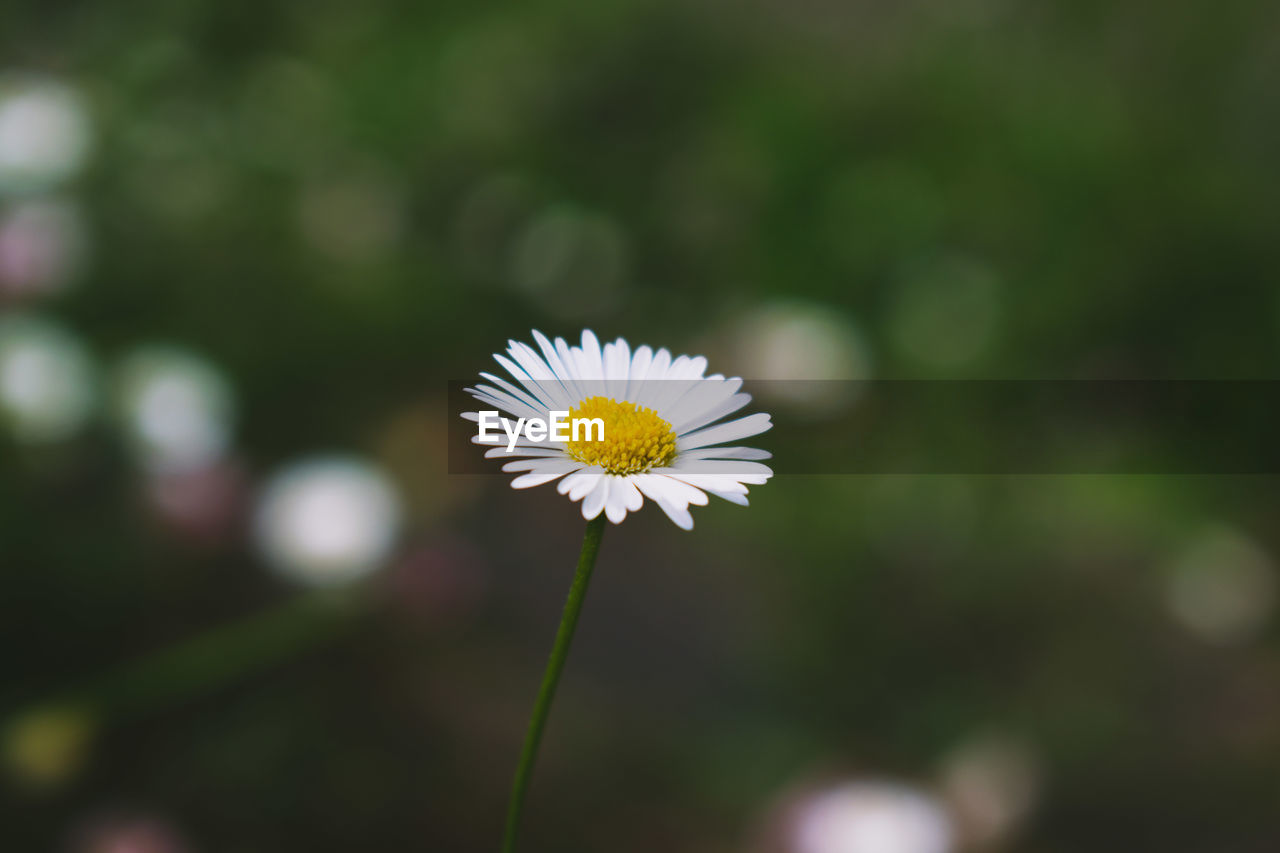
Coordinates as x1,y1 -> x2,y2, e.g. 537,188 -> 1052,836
2,0 -> 1279,850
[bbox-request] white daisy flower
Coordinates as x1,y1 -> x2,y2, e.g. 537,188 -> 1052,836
463,329 -> 773,529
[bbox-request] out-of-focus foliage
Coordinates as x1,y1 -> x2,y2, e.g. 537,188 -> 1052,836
2,0 -> 1278,851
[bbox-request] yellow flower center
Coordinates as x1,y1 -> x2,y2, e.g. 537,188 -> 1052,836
565,396 -> 677,475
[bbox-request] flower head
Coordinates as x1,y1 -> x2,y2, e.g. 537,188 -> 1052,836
463,330 -> 772,529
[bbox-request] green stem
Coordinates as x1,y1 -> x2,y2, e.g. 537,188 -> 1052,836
502,514 -> 607,853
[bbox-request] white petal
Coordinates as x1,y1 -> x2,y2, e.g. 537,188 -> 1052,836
632,472 -> 709,508
671,391 -> 751,435
602,338 -> 631,400
646,377 -> 697,414
477,371 -> 544,406
665,504 -> 695,529
669,475 -> 751,505
582,476 -> 608,520
505,339 -> 555,380
650,474 -> 711,506
533,329 -> 583,402
559,469 -> 602,500
678,413 -> 773,450
669,459 -> 773,478
554,335 -> 583,384
469,382 -> 544,421
510,470 -> 574,489
604,476 -> 632,523
485,446 -> 565,459
616,476 -> 644,511
644,494 -> 694,530
571,377 -> 609,403
632,473 -> 695,529
508,341 -> 574,410
474,439 -> 550,451
666,380 -> 746,433
495,352 -> 566,414
667,354 -> 708,380
679,446 -> 773,461
629,345 -> 653,384
645,347 -> 672,381
576,329 -> 604,379
660,473 -> 757,503
502,458 -> 582,474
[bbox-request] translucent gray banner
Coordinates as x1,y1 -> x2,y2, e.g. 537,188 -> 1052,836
447,380 -> 1280,475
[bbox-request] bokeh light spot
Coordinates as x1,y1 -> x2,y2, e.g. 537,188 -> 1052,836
727,300 -> 872,416
791,781 -> 955,853
2,704 -> 96,789
1166,527 -> 1275,646
254,456 -> 403,587
114,346 -> 236,473
0,313 -> 96,443
0,75 -> 93,195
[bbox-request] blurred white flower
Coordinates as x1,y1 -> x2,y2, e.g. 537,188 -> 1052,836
254,457 -> 403,586
1166,527 -> 1275,645
791,781 -> 955,853
0,313 -> 96,443
114,346 -> 235,473
0,75 -> 92,195
727,300 -> 871,416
